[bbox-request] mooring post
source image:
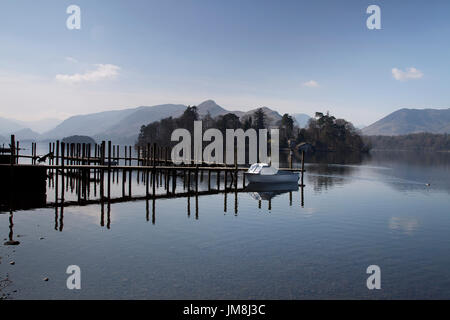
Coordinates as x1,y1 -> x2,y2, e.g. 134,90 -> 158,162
172,169 -> 176,193
108,141 -> 111,200
128,145 -> 132,197
195,164 -> 199,193
10,135 -> 15,165
217,170 -> 220,190
16,141 -> 19,164
137,146 -> 141,184
208,169 -> 211,191
129,145 -> 132,166
234,148 -> 238,188
289,149 -> 293,169
82,143 -> 86,165
152,143 -> 156,197
9,135 -> 15,200
87,144 -> 91,196
100,141 -> 105,201
61,142 -> 66,202
55,140 -> 60,202
224,169 -> 228,190
301,150 -> 305,186
187,167 -> 191,192
48,142 -> 51,162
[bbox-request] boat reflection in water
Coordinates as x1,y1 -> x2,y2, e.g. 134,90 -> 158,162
245,181 -> 299,201
244,181 -> 303,210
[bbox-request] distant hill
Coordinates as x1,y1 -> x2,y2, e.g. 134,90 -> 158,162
292,113 -> 311,128
42,108 -> 139,140
0,116 -> 62,136
13,128 -> 41,141
14,118 -> 62,134
362,108 -> 450,135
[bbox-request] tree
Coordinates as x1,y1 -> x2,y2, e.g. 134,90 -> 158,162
253,108 -> 266,130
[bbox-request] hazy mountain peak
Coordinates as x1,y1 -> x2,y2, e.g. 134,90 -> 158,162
362,108 -> 450,135
196,100 -> 228,117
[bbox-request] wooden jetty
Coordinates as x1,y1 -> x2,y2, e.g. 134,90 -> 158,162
0,135 -> 306,212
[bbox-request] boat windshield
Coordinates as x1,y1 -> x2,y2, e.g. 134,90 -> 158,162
247,163 -> 276,174
248,164 -> 261,173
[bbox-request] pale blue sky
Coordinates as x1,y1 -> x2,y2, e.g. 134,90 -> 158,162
1,0 -> 449,125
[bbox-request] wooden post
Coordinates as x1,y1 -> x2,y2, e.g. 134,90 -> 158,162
61,143 -> 66,202
108,141 -> 111,200
234,148 -> 238,188
100,141 -> 105,201
55,140 -> 60,202
195,164 -> 199,193
187,168 -> 191,192
129,145 -> 132,166
208,169 -> 211,191
128,146 -> 132,197
152,143 -> 156,197
289,150 -> 293,169
172,169 -> 176,193
10,135 -> 15,165
301,150 -> 305,186
15,141 -> 19,164
217,170 -> 220,190
224,169 -> 228,190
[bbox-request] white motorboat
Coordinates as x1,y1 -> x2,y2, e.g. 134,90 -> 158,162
245,163 -> 299,184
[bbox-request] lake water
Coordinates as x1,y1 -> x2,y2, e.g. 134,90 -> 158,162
1,147 -> 450,299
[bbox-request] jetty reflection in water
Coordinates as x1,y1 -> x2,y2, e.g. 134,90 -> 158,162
1,169 -> 306,234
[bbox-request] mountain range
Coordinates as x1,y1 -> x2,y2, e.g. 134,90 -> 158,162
0,117 -> 62,136
2,102 -> 449,144
362,108 -> 450,136
1,100 -> 296,145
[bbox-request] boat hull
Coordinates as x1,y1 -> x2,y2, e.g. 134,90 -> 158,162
245,171 -> 299,184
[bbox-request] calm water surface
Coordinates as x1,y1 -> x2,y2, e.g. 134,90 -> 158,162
1,149 -> 449,299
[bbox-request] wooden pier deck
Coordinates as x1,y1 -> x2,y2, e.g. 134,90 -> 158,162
1,135 -> 306,212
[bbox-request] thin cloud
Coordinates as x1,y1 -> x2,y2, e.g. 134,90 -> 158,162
65,56 -> 78,63
392,67 -> 423,81
56,64 -> 120,84
303,80 -> 319,88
